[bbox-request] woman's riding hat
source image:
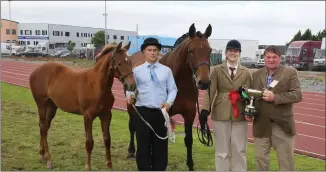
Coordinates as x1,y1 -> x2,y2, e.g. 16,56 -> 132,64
141,37 -> 162,52
226,39 -> 241,52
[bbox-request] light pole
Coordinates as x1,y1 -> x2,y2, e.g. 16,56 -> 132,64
9,0 -> 12,56
103,0 -> 108,45
136,24 -> 139,50
0,0 -> 2,59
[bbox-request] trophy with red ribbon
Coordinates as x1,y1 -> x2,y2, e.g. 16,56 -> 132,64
238,85 -> 263,117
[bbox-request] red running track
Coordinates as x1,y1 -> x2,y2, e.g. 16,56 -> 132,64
1,59 -> 325,160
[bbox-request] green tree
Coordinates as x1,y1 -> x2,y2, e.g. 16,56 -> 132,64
315,29 -> 326,40
91,30 -> 105,46
290,30 -> 302,42
301,29 -> 313,40
67,40 -> 75,52
289,29 -> 326,43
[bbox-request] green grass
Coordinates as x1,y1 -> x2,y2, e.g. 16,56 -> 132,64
1,82 -> 325,171
7,56 -> 96,68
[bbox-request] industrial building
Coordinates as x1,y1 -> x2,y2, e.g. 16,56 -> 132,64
0,19 -> 19,43
16,22 -> 137,54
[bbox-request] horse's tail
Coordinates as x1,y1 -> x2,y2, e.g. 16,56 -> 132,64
170,118 -> 176,130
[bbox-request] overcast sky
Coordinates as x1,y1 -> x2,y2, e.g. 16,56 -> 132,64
1,1 -> 325,45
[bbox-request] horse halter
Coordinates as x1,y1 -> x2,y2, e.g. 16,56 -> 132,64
184,40 -> 211,84
110,53 -> 133,88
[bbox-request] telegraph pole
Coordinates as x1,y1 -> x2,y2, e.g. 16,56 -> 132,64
9,0 -> 12,56
136,24 -> 139,50
0,0 -> 2,59
103,0 -> 108,45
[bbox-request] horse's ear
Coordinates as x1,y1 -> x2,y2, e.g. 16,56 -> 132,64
189,23 -> 196,38
204,24 -> 212,38
123,41 -> 131,51
113,42 -> 123,54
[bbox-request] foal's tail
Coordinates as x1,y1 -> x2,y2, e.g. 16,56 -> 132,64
170,118 -> 176,130
28,64 -> 50,105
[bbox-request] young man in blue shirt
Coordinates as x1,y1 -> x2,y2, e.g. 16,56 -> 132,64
126,37 -> 178,171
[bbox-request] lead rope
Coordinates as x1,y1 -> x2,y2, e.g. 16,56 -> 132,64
192,73 -> 213,147
132,104 -> 175,142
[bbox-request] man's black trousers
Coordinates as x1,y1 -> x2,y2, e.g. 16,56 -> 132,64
135,106 -> 168,171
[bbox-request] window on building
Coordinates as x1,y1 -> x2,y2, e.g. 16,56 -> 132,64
107,35 -> 110,39
65,32 -> 70,37
88,33 -> 90,37
25,30 -> 32,35
53,31 -> 59,36
20,30 -> 23,35
34,41 -> 39,45
49,44 -> 55,49
35,30 -> 41,35
61,31 -> 63,36
77,32 -> 79,37
81,33 -> 83,37
113,35 -> 117,39
84,33 -> 87,37
11,29 -> 16,35
42,30 -> 47,35
120,36 -> 124,40
27,41 -> 30,45
6,29 -> 10,34
91,34 -> 93,37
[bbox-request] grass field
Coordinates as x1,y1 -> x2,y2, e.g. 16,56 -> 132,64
1,82 -> 325,171
6,56 -> 96,68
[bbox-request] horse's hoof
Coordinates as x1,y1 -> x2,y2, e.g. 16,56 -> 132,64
47,162 -> 54,169
107,161 -> 112,169
127,153 -> 136,159
85,166 -> 90,171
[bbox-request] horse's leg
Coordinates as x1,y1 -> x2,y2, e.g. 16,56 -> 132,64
183,112 -> 196,171
37,102 -> 48,164
43,100 -> 58,169
84,116 -> 94,171
127,111 -> 136,159
99,111 -> 113,169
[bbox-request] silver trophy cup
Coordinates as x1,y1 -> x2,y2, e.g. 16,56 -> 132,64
243,88 -> 263,117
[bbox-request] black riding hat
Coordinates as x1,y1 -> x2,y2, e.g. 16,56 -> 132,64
226,39 -> 241,52
141,37 -> 162,52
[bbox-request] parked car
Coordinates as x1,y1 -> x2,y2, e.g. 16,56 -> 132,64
240,56 -> 257,68
20,48 -> 47,57
53,50 -> 70,57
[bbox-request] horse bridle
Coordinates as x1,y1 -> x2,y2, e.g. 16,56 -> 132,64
110,53 -> 134,89
184,40 -> 213,147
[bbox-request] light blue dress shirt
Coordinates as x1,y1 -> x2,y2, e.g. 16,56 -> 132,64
126,61 -> 178,109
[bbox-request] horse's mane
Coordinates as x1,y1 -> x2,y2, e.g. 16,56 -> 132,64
173,33 -> 189,48
172,31 -> 204,50
96,44 -> 127,62
101,45 -> 117,56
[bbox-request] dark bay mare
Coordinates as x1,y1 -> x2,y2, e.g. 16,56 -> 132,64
125,24 -> 213,170
29,42 -> 136,171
